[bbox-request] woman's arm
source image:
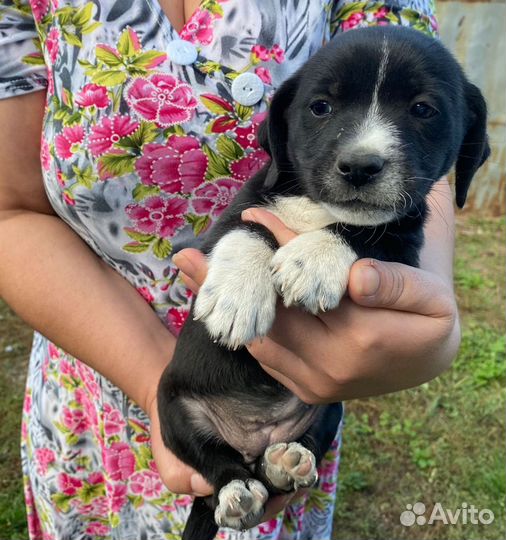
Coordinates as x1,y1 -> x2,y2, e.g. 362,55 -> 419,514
0,92 -> 174,414
0,92 -> 215,496
0,209 -> 175,411
173,177 -> 461,403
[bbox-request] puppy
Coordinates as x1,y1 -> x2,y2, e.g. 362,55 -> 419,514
158,26 -> 489,540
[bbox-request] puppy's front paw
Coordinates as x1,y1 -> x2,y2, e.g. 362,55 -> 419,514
214,479 -> 268,530
194,230 -> 276,349
271,230 -> 357,314
262,442 -> 318,491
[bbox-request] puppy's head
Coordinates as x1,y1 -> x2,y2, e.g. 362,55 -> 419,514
260,26 -> 490,226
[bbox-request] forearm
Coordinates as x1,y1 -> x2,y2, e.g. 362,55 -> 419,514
419,176 -> 456,285
0,210 -> 175,412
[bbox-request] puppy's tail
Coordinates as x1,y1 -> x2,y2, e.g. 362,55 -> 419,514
182,496 -> 219,540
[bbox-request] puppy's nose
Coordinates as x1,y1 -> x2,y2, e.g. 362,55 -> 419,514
337,154 -> 385,187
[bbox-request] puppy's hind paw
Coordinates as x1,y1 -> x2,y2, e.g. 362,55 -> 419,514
261,442 -> 318,491
214,479 -> 268,530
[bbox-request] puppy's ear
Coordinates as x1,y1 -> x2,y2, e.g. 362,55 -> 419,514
260,77 -> 298,189
455,81 -> 490,208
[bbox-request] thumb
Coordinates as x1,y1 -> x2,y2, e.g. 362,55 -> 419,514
348,258 -> 454,318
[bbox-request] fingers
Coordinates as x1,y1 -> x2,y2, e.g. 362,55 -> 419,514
241,208 -> 297,246
172,249 -> 208,292
148,404 -> 214,496
173,208 -> 297,290
348,258 -> 456,320
181,275 -> 200,294
161,454 -> 213,496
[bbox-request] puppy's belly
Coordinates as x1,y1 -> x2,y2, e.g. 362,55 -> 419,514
182,395 -> 320,463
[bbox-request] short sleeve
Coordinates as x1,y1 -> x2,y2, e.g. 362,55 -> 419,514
330,0 -> 439,39
0,0 -> 48,99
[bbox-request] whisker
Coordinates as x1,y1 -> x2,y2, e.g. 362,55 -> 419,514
426,193 -> 451,231
371,222 -> 389,246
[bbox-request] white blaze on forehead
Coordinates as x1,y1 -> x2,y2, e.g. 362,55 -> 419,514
349,37 -> 400,157
372,36 -> 390,113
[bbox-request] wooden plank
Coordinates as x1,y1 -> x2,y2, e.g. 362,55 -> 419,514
438,1 -> 505,214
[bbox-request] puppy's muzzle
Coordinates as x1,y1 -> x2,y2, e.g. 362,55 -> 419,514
336,153 -> 386,188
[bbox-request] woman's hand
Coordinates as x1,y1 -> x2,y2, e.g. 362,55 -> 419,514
172,179 -> 461,404
148,397 -> 214,496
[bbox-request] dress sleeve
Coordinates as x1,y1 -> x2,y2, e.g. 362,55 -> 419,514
329,0 -> 439,39
0,0 -> 48,99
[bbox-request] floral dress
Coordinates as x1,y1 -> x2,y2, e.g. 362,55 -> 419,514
0,0 -> 437,538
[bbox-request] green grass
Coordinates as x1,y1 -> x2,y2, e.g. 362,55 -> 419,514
0,215 -> 504,540
0,302 -> 32,539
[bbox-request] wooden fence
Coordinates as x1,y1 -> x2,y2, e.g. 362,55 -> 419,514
438,0 -> 505,215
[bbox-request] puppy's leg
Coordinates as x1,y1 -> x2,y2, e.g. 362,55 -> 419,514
195,228 -> 277,349
271,229 -> 357,314
158,393 -> 269,530
256,404 -> 343,492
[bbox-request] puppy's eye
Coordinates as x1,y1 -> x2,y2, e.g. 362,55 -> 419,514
310,100 -> 332,117
410,102 -> 439,119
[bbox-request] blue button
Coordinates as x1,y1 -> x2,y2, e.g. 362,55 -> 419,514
167,39 -> 198,65
231,73 -> 265,106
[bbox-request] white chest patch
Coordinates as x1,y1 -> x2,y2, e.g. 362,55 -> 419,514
265,194 -> 395,228
264,196 -> 338,233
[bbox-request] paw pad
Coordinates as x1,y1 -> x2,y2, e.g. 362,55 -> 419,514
262,442 -> 318,491
215,479 -> 268,530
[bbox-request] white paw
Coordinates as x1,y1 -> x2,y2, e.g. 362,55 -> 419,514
262,442 -> 318,491
214,479 -> 268,530
194,230 -> 277,349
270,230 -> 357,314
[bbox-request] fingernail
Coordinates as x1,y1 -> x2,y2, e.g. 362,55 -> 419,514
172,253 -> 195,276
359,262 -> 380,296
241,209 -> 257,223
191,474 -> 211,496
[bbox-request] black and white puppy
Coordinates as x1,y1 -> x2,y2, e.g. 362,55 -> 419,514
158,26 -> 489,540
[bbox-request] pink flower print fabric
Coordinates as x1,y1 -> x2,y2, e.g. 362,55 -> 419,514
129,470 -> 165,499
104,442 -> 137,482
54,125 -> 85,160
126,74 -> 198,126
0,0 -> 436,538
135,136 -> 208,194
75,83 -> 111,109
88,115 -> 140,157
180,8 -> 216,45
192,177 -> 244,218
126,196 -> 189,238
